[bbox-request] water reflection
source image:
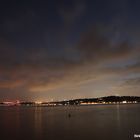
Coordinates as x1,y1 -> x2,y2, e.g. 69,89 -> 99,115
34,107 -> 43,139
0,107 -> 20,139
0,105 -> 140,140
116,104 -> 121,129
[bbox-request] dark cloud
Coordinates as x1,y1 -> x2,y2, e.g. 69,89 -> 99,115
124,77 -> 140,86
127,62 -> 140,72
0,24 -> 139,99
0,0 -> 140,100
77,26 -> 134,63
59,0 -> 86,24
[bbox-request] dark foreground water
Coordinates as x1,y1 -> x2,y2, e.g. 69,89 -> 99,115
0,104 -> 140,140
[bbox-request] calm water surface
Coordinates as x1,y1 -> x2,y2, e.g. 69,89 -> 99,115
0,104 -> 140,140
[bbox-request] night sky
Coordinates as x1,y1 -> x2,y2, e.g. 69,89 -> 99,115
0,0 -> 140,101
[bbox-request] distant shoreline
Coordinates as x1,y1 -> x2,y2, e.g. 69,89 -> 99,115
0,96 -> 140,107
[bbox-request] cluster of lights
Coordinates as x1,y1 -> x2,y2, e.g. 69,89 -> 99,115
0,100 -> 138,107
2,100 -> 20,106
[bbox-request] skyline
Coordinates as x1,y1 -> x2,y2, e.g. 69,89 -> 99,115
0,0 -> 140,101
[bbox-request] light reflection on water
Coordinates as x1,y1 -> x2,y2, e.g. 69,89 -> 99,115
0,104 -> 140,140
116,104 -> 121,130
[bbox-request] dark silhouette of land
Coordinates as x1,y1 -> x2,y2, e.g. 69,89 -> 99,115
1,96 -> 140,106
46,96 -> 140,106
22,96 -> 140,106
